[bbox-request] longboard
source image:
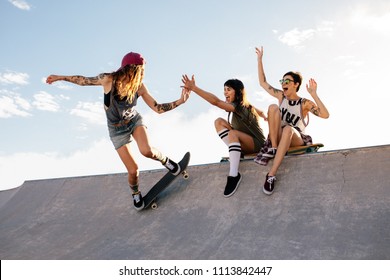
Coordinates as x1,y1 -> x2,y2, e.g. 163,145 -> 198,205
286,143 -> 324,155
143,152 -> 190,210
220,143 -> 324,162
220,153 -> 256,162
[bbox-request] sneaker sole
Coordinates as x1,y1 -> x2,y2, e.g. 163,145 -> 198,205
171,167 -> 181,176
254,158 -> 269,166
262,187 -> 274,195
262,154 -> 275,159
134,202 -> 144,211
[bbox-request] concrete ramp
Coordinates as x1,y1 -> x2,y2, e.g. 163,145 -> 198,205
0,145 -> 389,259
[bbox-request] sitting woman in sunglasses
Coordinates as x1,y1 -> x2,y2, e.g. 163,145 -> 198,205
254,46 -> 329,195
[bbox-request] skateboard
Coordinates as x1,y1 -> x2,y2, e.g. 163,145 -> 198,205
220,153 -> 256,162
286,143 -> 324,155
220,143 -> 324,162
143,152 -> 190,210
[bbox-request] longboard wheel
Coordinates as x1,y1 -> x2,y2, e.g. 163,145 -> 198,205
182,170 -> 189,179
151,201 -> 158,209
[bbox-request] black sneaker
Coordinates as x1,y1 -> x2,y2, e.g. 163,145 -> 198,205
164,158 -> 181,176
132,192 -> 144,210
224,173 -> 242,197
263,173 -> 276,195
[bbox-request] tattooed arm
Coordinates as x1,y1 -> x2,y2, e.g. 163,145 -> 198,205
303,79 -> 330,119
255,46 -> 283,103
46,73 -> 112,92
138,83 -> 190,114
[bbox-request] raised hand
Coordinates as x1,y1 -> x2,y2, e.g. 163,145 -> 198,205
306,78 -> 318,97
255,46 -> 264,61
181,74 -> 196,90
180,87 -> 191,104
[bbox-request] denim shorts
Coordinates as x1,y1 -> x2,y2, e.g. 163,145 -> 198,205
107,113 -> 145,150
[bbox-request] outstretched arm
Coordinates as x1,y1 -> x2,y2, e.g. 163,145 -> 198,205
138,83 -> 190,114
304,79 -> 330,119
47,74 -> 106,86
46,73 -> 112,92
181,74 -> 235,112
255,46 -> 283,103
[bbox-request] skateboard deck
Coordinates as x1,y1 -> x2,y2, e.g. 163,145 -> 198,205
143,152 -> 190,210
220,143 -> 323,162
220,153 -> 256,162
286,143 -> 324,155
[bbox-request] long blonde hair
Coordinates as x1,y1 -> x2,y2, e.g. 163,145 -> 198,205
113,64 -> 144,103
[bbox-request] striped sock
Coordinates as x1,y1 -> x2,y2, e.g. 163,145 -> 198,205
228,142 -> 241,177
218,129 -> 230,146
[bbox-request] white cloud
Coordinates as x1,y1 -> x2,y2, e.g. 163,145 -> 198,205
278,28 -> 316,49
316,20 -> 334,34
0,90 -> 32,118
0,71 -> 29,85
70,101 -> 106,125
0,95 -> 32,118
14,95 -> 31,111
278,21 -> 334,50
32,91 -> 60,112
8,0 -> 31,10
0,89 -> 67,118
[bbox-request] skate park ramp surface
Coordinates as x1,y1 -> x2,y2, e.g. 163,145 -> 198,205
0,145 -> 389,260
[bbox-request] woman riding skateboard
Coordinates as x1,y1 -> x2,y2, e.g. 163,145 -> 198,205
46,52 -> 190,210
182,74 -> 266,197
255,46 -> 330,195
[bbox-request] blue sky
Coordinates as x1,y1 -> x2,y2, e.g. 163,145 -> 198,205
1,0 -> 389,190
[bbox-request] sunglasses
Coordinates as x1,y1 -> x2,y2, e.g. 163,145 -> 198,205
279,78 -> 294,85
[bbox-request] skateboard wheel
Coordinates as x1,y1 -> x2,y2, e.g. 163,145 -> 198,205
151,202 -> 158,209
182,171 -> 189,179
